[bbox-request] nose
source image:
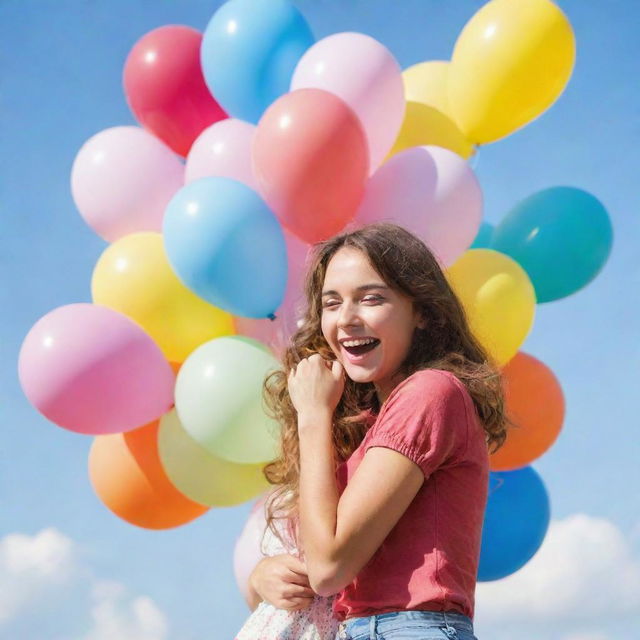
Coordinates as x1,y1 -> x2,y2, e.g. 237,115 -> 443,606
337,299 -> 362,328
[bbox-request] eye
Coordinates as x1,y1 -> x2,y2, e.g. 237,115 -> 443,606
322,299 -> 340,308
362,295 -> 383,304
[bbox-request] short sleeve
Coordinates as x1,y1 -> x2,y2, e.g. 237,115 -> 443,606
364,369 -> 469,479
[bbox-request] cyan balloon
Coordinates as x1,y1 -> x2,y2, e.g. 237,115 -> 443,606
201,0 -> 315,123
470,220 -> 494,249
491,187 -> 613,302
478,467 -> 550,581
163,177 -> 287,318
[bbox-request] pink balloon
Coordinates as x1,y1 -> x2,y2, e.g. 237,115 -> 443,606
18,304 -> 175,435
185,118 -> 258,191
234,231 -> 310,356
352,146 -> 483,266
71,126 -> 184,243
253,88 -> 369,244
291,32 -> 405,173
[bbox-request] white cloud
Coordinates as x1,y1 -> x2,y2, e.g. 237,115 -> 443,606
474,514 -> 640,639
0,528 -> 169,640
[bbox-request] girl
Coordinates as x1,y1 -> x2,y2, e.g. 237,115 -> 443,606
240,222 -> 510,640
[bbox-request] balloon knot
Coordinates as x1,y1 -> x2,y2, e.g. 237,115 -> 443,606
268,313 -> 277,322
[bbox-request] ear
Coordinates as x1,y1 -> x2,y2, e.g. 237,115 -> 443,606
416,313 -> 427,331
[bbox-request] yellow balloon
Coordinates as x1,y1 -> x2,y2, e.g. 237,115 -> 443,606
446,249 -> 536,366
158,410 -> 270,507
448,0 -> 576,144
402,61 -> 451,114
388,101 -> 475,160
92,232 -> 235,362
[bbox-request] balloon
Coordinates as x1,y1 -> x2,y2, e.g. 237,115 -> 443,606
158,410 -> 269,507
353,146 -> 482,266
402,60 -> 451,113
388,101 -> 474,160
491,187 -> 613,303
470,221 -> 495,249
491,352 -> 565,471
201,0 -> 314,123
253,88 -> 369,244
91,232 -> 235,363
234,230 -> 310,356
163,177 -> 287,318
70,126 -> 184,243
234,492 -> 270,602
123,25 -> 227,156
89,420 -> 209,529
18,304 -> 175,435
185,118 -> 258,190
478,467 -> 550,581
174,336 -> 281,464
448,0 -> 576,144
446,249 -> 536,366
291,32 -> 404,171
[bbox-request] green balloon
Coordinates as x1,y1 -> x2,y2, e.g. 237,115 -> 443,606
491,187 -> 613,303
175,336 -> 282,464
158,410 -> 270,507
470,220 -> 495,249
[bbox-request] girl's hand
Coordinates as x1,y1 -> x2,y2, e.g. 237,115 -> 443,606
248,554 -> 316,611
287,354 -> 345,417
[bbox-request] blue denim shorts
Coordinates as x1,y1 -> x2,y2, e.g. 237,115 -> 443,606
335,609 -> 478,640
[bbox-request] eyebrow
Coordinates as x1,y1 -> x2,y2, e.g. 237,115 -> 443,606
321,284 -> 389,297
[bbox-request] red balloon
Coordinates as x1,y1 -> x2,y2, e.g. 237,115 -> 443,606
253,88 -> 369,244
123,25 -> 227,157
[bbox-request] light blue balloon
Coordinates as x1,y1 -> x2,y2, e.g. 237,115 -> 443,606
163,177 -> 287,318
478,467 -> 550,582
470,220 -> 494,249
491,187 -> 613,303
201,0 -> 315,123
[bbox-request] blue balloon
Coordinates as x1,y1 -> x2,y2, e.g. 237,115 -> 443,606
491,187 -> 613,303
470,220 -> 495,249
163,177 -> 287,318
201,0 -> 315,123
478,467 -> 550,581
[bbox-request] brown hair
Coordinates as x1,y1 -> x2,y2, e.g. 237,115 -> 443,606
262,222 -> 512,540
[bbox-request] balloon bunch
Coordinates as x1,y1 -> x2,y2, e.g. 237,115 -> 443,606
18,0 -> 611,588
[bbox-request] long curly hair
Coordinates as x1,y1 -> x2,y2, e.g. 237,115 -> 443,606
261,222 -> 514,542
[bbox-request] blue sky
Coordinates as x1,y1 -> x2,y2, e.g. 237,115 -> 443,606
2,1 -> 639,638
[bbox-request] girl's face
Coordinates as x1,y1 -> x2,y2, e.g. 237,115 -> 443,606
320,247 -> 426,403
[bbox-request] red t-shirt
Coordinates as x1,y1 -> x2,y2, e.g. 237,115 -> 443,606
332,368 -> 489,621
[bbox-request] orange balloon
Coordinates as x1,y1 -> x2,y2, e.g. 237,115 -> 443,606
89,420 -> 209,529
490,351 -> 565,471
253,88 -> 369,244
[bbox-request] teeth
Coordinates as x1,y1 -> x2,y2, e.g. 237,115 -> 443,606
342,338 -> 377,348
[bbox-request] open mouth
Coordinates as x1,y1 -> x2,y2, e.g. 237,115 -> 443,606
341,339 -> 380,357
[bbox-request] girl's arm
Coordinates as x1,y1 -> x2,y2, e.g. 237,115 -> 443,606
298,411 -> 424,597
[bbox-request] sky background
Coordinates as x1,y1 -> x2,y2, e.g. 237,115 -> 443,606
2,1 -> 639,639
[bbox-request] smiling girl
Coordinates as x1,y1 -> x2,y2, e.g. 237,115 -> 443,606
237,222 -> 509,640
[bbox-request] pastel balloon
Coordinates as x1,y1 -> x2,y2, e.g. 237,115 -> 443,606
234,492 -> 270,602
174,336 -> 281,464
478,467 -> 550,581
253,89 -> 369,244
123,25 -> 227,156
446,249 -> 536,366
491,187 -> 613,303
89,421 -> 209,530
91,232 -> 235,363
185,118 -> 258,190
470,221 -> 495,249
163,177 -> 287,318
491,352 -> 565,471
158,409 -> 269,507
402,60 -> 451,113
448,0 -> 576,144
353,146 -> 482,266
291,32 -> 405,171
201,0 -> 314,123
18,304 -> 175,435
71,126 -> 184,243
234,230 -> 310,356
388,101 -> 474,160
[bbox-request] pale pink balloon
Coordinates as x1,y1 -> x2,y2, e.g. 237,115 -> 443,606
185,118 -> 258,191
291,32 -> 405,173
234,231 -> 310,356
18,304 -> 175,435
71,126 -> 184,242
352,146 -> 483,266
